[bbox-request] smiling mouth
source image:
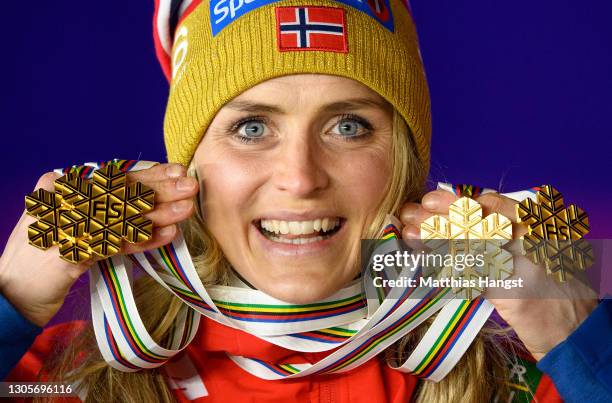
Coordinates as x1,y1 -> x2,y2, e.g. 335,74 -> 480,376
255,217 -> 344,244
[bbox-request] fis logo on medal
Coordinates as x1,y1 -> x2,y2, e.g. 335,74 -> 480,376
276,7 -> 348,53
210,0 -> 394,37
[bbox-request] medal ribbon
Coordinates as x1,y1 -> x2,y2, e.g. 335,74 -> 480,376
56,160 -> 529,382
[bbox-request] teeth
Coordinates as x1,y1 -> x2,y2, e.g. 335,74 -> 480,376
259,217 -> 341,235
321,218 -> 330,232
301,221 -> 314,234
266,235 -> 325,244
288,221 -> 300,234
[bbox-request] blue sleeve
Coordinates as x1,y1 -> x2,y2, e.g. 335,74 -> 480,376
0,293 -> 42,380
537,299 -> 612,403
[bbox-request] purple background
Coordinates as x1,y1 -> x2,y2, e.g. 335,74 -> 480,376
2,1 -> 612,241
1,1 -> 611,321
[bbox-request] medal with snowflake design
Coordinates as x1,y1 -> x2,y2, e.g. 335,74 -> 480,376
24,163 -> 155,263
420,197 -> 513,299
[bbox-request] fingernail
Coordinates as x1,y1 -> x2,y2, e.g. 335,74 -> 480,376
401,209 -> 417,223
167,164 -> 185,178
159,225 -> 175,237
404,226 -> 420,239
176,177 -> 195,191
422,194 -> 440,209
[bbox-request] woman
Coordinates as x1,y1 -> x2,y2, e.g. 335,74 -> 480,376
1,0 -> 609,402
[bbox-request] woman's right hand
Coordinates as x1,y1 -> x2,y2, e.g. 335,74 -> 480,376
0,163 -> 199,327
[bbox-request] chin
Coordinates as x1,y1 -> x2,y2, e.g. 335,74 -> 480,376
238,220 -> 362,302
252,270 -> 351,304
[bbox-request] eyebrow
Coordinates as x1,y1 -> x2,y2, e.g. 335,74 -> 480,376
224,97 -> 390,114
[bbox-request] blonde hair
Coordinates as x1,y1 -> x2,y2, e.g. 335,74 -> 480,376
40,110 -> 515,403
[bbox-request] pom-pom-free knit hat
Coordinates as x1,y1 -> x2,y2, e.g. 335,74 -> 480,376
154,0 -> 431,170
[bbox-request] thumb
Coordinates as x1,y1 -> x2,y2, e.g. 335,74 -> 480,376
33,171 -> 61,192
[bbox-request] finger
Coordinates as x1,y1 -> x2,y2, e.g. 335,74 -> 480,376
33,172 -> 60,192
399,203 -> 433,226
402,238 -> 427,253
402,224 -> 421,240
476,193 -> 528,238
127,163 -> 187,183
145,176 -> 199,203
475,193 -> 518,221
145,199 -> 194,227
421,190 -> 458,213
122,224 -> 177,255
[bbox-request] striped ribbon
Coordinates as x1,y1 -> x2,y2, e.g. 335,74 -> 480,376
438,182 -> 494,198
56,161 -> 532,382
439,182 -> 541,203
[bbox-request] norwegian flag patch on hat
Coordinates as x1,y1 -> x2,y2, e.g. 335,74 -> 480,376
275,6 -> 348,53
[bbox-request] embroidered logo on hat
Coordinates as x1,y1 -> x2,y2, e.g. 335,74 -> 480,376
366,0 -> 390,23
210,0 -> 394,37
276,6 -> 348,53
171,26 -> 189,83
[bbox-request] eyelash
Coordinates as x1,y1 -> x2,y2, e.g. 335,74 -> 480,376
226,114 -> 374,144
227,116 -> 268,144
333,114 -> 374,141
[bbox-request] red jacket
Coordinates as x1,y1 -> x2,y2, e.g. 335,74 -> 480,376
7,317 -> 561,402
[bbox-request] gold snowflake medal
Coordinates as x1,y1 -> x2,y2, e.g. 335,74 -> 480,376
420,196 -> 513,300
25,163 -> 155,264
516,185 -> 592,282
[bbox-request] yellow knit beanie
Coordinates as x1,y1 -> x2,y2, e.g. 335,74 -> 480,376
158,0 -> 431,169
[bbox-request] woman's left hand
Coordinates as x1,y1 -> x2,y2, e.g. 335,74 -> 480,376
400,189 -> 598,360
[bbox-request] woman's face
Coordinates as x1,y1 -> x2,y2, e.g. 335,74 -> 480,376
193,74 -> 393,303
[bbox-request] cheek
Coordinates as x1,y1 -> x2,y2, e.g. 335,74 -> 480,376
333,150 -> 390,211
194,148 -> 269,226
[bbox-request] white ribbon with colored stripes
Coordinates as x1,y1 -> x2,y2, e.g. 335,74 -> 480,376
56,160 -> 532,382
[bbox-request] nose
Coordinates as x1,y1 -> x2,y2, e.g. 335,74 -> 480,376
271,134 -> 330,197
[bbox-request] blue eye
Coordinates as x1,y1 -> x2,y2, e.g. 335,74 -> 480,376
331,116 -> 372,139
238,121 -> 266,138
230,118 -> 268,143
337,120 -> 360,136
